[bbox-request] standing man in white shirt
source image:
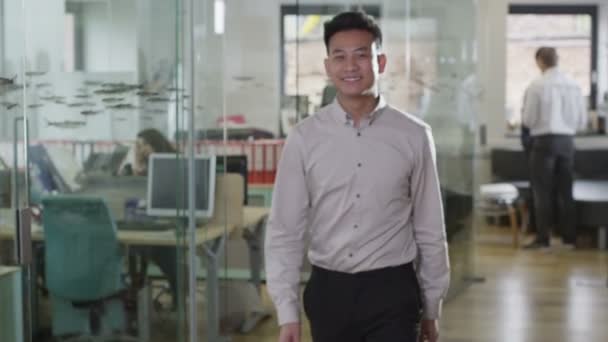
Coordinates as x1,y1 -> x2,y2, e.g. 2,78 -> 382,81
522,47 -> 588,249
265,11 -> 450,342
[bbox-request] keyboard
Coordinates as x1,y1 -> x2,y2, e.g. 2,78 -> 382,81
116,220 -> 174,232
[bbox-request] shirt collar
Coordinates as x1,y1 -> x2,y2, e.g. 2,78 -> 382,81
544,66 -> 559,75
330,95 -> 387,125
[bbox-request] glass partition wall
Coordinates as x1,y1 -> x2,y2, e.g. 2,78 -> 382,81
198,0 -> 478,341
1,0 -> 480,341
1,0 -> 190,341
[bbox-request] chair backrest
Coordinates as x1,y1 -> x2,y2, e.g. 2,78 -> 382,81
42,196 -> 122,302
490,148 -> 530,181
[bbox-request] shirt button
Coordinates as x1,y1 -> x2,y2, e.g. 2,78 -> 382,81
354,224 -> 358,229
357,132 -> 361,137
349,253 -> 353,258
356,194 -> 360,198
357,163 -> 362,167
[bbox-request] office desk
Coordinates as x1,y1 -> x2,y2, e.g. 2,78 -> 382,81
0,222 -> 232,246
0,206 -> 269,342
574,180 -> 608,249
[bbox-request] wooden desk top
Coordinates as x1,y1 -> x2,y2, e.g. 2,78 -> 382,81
243,206 -> 269,226
0,266 -> 20,278
0,206 -> 269,247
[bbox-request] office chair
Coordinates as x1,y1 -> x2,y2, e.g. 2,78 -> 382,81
42,196 -> 138,341
574,149 -> 608,180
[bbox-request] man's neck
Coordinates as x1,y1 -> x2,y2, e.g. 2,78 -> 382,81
337,94 -> 379,127
542,66 -> 556,74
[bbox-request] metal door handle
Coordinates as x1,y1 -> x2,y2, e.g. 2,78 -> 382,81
15,207 -> 32,265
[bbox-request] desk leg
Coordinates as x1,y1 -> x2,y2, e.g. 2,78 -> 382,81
599,226 -> 607,250
202,235 -> 230,342
240,215 -> 272,333
137,283 -> 150,342
244,215 -> 267,292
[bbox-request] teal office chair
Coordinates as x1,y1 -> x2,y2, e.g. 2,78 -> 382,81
42,196 -> 137,341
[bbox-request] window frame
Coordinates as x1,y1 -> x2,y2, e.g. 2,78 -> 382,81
508,4 -> 598,109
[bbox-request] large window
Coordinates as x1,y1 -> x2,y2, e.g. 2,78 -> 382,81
506,5 -> 597,126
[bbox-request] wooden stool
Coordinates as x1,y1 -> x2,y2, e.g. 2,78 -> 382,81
478,183 -> 521,247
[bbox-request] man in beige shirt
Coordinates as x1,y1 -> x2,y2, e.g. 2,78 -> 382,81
265,11 -> 450,342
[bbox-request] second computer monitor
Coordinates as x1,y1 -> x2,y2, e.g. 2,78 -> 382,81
216,155 -> 248,205
146,153 -> 216,218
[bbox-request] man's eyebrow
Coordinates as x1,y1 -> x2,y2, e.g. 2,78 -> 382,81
330,46 -> 370,55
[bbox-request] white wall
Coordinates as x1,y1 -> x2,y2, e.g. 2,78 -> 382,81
1,0 -> 65,140
477,0 -> 508,147
83,0 -> 136,72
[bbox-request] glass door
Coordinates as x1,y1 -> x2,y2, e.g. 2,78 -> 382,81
408,0 -> 478,295
0,1 -> 34,341
1,0 -> 191,341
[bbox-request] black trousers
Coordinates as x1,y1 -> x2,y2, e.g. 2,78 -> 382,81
303,263 -> 421,342
530,135 -> 576,244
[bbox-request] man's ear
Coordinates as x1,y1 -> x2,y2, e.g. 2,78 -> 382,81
324,57 -> 330,76
377,53 -> 387,74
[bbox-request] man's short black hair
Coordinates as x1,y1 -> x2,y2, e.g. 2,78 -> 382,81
324,11 -> 382,52
535,47 -> 558,68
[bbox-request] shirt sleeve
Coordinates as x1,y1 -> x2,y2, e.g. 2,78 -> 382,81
264,129 -> 309,326
522,84 -> 540,129
410,127 -> 450,320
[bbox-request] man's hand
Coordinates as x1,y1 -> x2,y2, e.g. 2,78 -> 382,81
278,322 -> 301,342
418,319 -> 439,342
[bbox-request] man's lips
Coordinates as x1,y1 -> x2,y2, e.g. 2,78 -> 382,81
341,76 -> 362,82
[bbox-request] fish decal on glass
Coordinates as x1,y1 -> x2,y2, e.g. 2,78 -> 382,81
1,102 -> 18,110
107,104 -> 138,110
81,110 -> 103,116
0,76 -> 16,85
25,71 -> 46,77
46,119 -> 86,129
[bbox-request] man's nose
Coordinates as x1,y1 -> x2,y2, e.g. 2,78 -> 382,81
345,56 -> 359,71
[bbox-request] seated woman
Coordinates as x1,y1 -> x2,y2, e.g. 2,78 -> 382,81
130,128 -> 179,309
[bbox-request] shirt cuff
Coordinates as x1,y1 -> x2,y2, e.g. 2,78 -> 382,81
276,301 -> 300,326
423,298 -> 443,320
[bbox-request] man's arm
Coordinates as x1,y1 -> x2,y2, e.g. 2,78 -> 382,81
410,127 -> 450,320
264,129 -> 310,326
522,85 -> 540,129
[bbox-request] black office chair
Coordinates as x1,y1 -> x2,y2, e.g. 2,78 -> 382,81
574,149 -> 608,180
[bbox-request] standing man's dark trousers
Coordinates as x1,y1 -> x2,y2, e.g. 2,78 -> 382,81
303,263 -> 422,342
530,134 -> 576,245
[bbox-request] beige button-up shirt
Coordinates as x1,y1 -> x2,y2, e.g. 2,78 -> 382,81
265,97 -> 450,326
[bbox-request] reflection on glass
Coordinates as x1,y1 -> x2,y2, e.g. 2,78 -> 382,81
0,0 -> 187,341
409,0 -> 477,296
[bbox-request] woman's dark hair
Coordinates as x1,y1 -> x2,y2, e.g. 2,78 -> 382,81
137,128 -> 176,153
535,47 -> 558,68
323,11 -> 382,52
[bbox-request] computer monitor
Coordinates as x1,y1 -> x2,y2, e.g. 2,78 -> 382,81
146,153 -> 216,218
83,145 -> 129,175
216,155 -> 248,205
